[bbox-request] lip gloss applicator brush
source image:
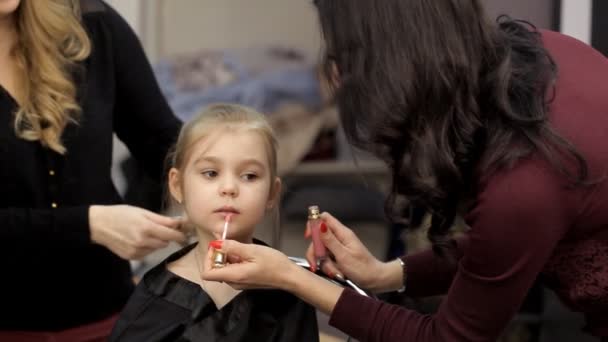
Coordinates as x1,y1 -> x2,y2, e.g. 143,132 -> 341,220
212,213 -> 232,268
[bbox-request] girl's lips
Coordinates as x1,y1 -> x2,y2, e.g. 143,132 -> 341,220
217,211 -> 238,218
214,206 -> 239,214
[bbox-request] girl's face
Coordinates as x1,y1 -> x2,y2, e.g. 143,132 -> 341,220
169,127 -> 280,242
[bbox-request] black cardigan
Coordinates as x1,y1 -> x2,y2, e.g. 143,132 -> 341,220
0,0 -> 181,330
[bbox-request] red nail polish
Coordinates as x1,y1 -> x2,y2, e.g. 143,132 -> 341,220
328,271 -> 335,279
209,240 -> 223,250
320,222 -> 328,233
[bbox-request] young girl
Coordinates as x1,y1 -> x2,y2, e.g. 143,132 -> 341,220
109,104 -> 319,341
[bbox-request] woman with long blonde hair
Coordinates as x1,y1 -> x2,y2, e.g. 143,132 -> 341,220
0,0 -> 185,340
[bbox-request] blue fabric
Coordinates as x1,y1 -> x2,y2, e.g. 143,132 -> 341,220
154,52 -> 321,121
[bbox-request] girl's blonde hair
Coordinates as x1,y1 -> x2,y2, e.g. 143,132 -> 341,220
12,0 -> 91,154
168,103 -> 281,244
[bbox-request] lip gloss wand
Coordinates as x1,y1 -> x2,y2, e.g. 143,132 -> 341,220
212,213 -> 232,268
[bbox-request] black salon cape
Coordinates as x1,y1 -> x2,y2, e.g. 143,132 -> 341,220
109,243 -> 319,342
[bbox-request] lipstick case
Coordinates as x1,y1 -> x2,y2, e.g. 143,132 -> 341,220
212,250 -> 227,268
307,205 -> 326,268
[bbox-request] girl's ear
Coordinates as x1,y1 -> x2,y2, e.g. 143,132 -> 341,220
168,168 -> 183,204
267,177 -> 282,210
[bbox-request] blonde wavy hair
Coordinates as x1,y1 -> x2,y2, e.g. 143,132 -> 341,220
13,0 -> 91,154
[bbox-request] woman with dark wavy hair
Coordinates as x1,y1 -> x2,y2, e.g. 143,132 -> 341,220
202,0 -> 608,341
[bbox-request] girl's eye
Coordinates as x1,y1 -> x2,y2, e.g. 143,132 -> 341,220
241,173 -> 258,181
201,170 -> 218,178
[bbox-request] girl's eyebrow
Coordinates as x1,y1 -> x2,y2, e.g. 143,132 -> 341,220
193,156 -> 220,165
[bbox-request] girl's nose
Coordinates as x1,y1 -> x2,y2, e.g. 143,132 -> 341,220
219,179 -> 238,197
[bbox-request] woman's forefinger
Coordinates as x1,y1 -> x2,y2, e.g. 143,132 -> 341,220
320,212 -> 355,245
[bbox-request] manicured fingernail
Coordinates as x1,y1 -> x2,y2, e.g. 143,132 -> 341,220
209,240 -> 223,250
320,223 -> 328,233
309,265 -> 315,272
328,271 -> 335,279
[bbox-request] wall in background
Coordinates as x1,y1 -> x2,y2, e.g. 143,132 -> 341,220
559,0 -> 593,43
483,0 -> 555,29
140,0 -> 321,63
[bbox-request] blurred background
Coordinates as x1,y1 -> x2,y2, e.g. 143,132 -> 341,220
106,1 -> 606,341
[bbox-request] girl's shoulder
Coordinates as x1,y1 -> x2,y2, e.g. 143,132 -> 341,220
143,243 -> 199,291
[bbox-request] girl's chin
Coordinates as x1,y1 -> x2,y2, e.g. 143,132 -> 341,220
194,225 -> 252,242
199,230 -> 239,241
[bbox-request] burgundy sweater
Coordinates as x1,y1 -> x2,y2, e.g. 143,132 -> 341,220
330,30 -> 608,341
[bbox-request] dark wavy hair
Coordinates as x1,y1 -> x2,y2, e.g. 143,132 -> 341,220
314,0 -> 588,258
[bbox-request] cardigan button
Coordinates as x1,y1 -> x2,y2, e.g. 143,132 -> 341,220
49,170 -> 55,176
51,202 -> 58,209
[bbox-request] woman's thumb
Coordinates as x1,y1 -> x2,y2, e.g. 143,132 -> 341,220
213,239 -> 248,257
203,240 -> 248,275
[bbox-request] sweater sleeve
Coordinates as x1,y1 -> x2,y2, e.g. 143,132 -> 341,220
403,235 -> 469,298
330,159 -> 578,341
0,206 -> 91,244
102,4 -> 182,181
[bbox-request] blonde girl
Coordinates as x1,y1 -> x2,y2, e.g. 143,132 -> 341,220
110,104 -> 318,342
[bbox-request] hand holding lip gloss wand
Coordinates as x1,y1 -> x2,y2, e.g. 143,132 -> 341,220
212,213 -> 232,268
307,205 -> 326,269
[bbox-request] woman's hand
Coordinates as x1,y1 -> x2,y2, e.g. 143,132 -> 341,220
203,240 -> 346,316
307,212 -> 403,293
201,240 -> 301,291
89,205 -> 187,260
